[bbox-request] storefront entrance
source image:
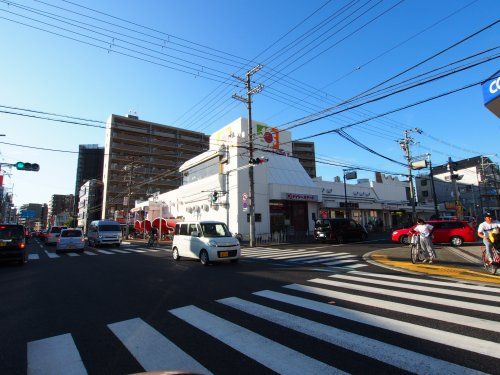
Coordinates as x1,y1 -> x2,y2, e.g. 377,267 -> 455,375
270,200 -> 309,236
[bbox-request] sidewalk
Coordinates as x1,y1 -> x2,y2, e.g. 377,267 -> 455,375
367,244 -> 500,285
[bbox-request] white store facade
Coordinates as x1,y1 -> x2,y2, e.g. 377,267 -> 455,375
134,118 -> 433,240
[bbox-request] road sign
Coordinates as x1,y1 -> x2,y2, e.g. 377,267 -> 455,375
242,192 -> 248,211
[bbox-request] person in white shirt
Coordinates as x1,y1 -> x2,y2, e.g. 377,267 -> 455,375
414,218 -> 436,263
477,213 -> 500,265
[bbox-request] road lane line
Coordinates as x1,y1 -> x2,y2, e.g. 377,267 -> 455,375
169,305 -> 342,375
96,249 -> 114,255
220,297 -> 480,374
28,253 -> 39,260
286,252 -> 339,262
108,249 -> 131,254
28,333 -> 87,375
308,278 -> 500,315
66,252 -> 80,257
329,274 -> 500,303
349,271 -> 500,293
44,250 -> 59,259
256,289 -> 500,359
281,285 -> 499,332
108,318 -> 211,374
242,251 -> 317,259
83,251 -> 97,256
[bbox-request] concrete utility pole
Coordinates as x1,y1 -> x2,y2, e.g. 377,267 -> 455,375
447,157 -> 463,220
123,157 -> 137,239
232,64 -> 264,248
399,129 -> 420,222
426,154 -> 439,218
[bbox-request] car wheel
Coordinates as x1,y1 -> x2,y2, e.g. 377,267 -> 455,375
172,247 -> 180,261
200,249 -> 210,266
450,236 -> 463,247
399,235 -> 409,245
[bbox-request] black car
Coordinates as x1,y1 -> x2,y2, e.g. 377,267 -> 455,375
314,218 -> 367,243
0,224 -> 28,265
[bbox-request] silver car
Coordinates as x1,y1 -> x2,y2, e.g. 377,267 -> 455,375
56,228 -> 85,253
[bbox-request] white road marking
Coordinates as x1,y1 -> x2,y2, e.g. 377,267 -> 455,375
446,246 -> 482,264
126,248 -> 147,253
220,297 -> 479,374
169,305 -> 342,375
257,251 -> 325,260
300,253 -> 351,263
256,289 -> 500,359
28,253 -> 39,260
27,333 -> 87,375
344,263 -> 367,269
121,241 -> 131,245
282,285 -> 500,332
96,249 -> 114,255
108,318 -> 211,374
83,251 -> 97,256
286,252 -> 339,262
308,278 -> 500,315
350,271 -> 500,293
322,259 -> 359,266
242,249 -> 312,256
38,244 -> 43,249
44,250 -> 59,259
108,249 -> 130,254
329,274 -> 500,303
66,252 -> 80,257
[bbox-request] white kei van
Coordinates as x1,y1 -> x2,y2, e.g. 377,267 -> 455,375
87,220 -> 122,247
172,221 -> 240,265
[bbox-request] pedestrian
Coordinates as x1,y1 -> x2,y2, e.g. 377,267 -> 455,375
414,218 -> 436,263
477,213 -> 500,265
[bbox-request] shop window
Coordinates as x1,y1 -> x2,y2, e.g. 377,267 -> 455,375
421,179 -> 428,186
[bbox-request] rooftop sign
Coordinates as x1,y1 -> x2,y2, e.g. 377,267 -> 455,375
482,75 -> 500,117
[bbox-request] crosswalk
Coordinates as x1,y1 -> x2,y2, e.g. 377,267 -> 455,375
26,270 -> 500,374
241,246 -> 367,269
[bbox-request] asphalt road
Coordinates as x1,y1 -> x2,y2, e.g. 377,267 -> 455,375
0,237 -> 499,374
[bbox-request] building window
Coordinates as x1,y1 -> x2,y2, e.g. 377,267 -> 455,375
421,179 -> 427,186
422,191 -> 429,197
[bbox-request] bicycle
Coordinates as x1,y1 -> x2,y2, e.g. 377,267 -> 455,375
146,234 -> 159,248
482,244 -> 500,275
410,234 -> 426,264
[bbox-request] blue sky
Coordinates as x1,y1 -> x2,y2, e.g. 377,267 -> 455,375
0,0 -> 498,207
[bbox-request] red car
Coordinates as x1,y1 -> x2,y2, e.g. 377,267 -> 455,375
391,220 -> 476,246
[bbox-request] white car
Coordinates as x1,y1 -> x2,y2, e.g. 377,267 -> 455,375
56,228 -> 85,253
172,221 -> 240,266
45,226 -> 67,245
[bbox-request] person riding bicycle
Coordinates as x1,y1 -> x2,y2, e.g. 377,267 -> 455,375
478,213 -> 500,265
412,218 -> 435,263
148,226 -> 159,247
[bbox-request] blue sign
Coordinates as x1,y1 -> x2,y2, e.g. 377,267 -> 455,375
20,209 -> 37,219
482,75 -> 500,118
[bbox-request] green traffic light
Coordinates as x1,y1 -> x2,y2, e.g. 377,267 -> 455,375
15,162 -> 25,170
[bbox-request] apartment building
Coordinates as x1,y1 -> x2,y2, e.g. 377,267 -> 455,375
101,114 -> 210,220
47,194 -> 74,226
292,141 -> 316,179
78,179 -> 103,233
74,144 -> 104,213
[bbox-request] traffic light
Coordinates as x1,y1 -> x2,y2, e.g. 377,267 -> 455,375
15,162 -> 40,172
249,157 -> 269,165
211,191 -> 218,203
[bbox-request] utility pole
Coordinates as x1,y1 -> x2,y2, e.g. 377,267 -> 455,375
232,64 -> 264,247
427,154 -> 439,218
447,157 -> 463,220
123,157 -> 137,239
399,129 -> 420,222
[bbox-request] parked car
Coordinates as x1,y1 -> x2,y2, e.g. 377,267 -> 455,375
314,218 -> 367,243
172,221 -> 240,265
391,220 -> 476,246
0,224 -> 27,265
45,226 -> 68,245
87,220 -> 122,247
56,228 -> 85,253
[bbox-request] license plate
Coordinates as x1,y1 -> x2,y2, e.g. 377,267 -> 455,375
219,251 -> 229,257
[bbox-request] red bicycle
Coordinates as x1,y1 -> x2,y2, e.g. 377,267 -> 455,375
482,244 -> 500,275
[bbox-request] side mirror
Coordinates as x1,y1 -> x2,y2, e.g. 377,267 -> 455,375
191,231 -> 199,237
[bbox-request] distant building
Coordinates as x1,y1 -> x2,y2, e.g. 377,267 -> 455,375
47,194 -> 74,226
77,179 -> 103,233
74,145 -> 104,213
101,114 -> 210,221
292,141 -> 316,178
18,203 -> 44,228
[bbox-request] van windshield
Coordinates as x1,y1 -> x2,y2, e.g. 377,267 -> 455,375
200,223 -> 231,237
99,225 -> 121,232
315,220 -> 331,229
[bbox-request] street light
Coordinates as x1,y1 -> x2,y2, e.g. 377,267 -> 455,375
343,169 -> 357,219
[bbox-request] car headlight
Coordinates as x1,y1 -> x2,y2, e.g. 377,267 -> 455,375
208,240 -> 218,247
392,231 -> 398,235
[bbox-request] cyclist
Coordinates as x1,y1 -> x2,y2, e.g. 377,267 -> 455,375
478,213 -> 500,265
147,226 -> 159,247
413,218 -> 435,263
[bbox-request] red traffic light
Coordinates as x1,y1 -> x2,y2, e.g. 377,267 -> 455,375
249,157 -> 268,165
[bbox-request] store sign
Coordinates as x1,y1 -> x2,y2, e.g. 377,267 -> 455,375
256,124 -> 280,149
339,202 -> 359,209
482,75 -> 500,117
242,192 -> 248,211
284,193 -> 318,201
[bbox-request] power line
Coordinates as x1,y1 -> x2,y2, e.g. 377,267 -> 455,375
0,104 -> 105,124
0,109 -> 106,129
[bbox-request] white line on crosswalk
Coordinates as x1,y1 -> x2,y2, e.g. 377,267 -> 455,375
169,305 -> 342,375
282,285 -> 499,332
322,259 -> 359,266
299,253 -> 351,263
108,318 -> 211,374
126,248 -> 147,253
242,249 -> 314,257
285,252 -> 339,262
320,254 -> 357,261
28,253 -> 39,260
28,333 -> 87,375
219,297 -> 479,374
242,251 -> 316,259
349,271 -> 500,294
344,263 -> 367,269
269,251 -> 327,260
329,274 -> 500,303
255,289 -> 500,359
308,278 -> 500,315
109,249 -> 130,254
66,252 -> 80,257
96,250 -> 114,255
44,250 -> 59,259
83,251 -> 97,256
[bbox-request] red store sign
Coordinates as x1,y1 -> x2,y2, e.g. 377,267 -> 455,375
285,193 -> 317,201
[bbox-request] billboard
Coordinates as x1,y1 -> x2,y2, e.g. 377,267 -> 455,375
482,75 -> 500,118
